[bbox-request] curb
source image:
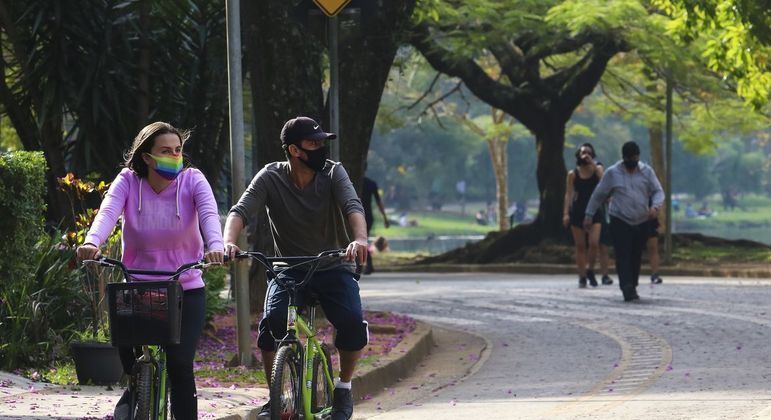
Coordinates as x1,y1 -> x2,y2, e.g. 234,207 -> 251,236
380,263 -> 771,279
352,320 -> 434,401
216,321 -> 434,420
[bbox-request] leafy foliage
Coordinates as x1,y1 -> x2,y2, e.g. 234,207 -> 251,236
0,151 -> 46,284
0,234 -> 89,370
651,0 -> 770,108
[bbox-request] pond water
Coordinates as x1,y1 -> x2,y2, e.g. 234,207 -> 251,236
382,235 -> 485,254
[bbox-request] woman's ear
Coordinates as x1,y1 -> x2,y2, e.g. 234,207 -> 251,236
141,152 -> 153,166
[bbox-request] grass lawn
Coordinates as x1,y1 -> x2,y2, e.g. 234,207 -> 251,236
673,194 -> 771,226
368,209 -> 504,238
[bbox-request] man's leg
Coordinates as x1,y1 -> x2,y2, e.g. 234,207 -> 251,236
314,269 -> 368,420
610,217 -> 636,300
647,224 -> 663,283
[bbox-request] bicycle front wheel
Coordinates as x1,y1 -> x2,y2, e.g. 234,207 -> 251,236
270,346 -> 301,420
134,362 -> 153,420
310,343 -> 333,414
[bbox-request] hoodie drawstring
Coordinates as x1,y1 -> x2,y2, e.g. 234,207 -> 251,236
137,176 -> 181,219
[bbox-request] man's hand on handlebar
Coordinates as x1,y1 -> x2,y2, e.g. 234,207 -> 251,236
345,240 -> 368,265
76,243 -> 101,262
204,250 -> 225,264
224,242 -> 242,262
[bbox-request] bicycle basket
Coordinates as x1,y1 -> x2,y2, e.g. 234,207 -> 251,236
107,281 -> 183,346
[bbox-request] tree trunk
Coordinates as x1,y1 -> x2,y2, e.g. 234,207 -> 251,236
648,125 -> 667,232
487,138 -> 509,231
532,122 -> 567,239
336,0 -> 417,191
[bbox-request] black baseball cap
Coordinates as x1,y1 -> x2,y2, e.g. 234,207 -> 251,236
280,116 -> 337,146
622,141 -> 640,158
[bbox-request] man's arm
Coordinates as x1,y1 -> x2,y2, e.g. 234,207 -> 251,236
374,187 -> 390,228
346,211 -> 369,264
223,213 -> 245,260
224,168 -> 268,259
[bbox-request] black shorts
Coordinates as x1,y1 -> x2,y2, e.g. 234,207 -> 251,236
645,218 -> 660,239
570,207 -> 603,228
258,268 -> 368,352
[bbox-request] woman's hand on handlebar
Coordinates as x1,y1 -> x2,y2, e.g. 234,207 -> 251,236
205,250 -> 225,264
224,242 -> 242,262
345,240 -> 368,265
76,243 -> 101,262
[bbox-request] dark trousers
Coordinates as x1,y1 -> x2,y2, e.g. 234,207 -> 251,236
364,219 -> 374,273
119,287 -> 206,420
610,217 -> 647,299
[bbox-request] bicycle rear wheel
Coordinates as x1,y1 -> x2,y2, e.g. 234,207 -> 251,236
134,362 -> 153,420
310,343 -> 333,414
270,346 -> 301,420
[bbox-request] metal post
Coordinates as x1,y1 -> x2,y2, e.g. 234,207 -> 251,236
664,75 -> 673,264
226,0 -> 253,366
328,16 -> 340,161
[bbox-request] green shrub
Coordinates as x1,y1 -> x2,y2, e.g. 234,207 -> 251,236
0,234 -> 88,370
203,265 -> 228,324
0,151 -> 46,284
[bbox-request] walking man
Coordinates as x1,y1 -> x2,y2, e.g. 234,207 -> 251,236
584,141 -> 664,302
361,163 -> 390,274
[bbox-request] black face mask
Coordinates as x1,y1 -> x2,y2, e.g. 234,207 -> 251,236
623,159 -> 638,170
298,145 -> 329,172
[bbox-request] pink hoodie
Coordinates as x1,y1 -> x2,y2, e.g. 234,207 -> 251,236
85,168 -> 224,290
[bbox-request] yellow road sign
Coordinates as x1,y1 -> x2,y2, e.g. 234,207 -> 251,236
313,0 -> 351,17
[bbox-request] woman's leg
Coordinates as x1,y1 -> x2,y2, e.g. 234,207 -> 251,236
165,288 -> 206,420
571,226 -> 587,283
587,223 -> 602,272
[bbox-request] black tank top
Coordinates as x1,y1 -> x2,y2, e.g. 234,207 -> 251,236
572,168 -> 599,214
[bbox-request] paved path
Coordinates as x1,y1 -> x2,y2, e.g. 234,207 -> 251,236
356,272 -> 771,420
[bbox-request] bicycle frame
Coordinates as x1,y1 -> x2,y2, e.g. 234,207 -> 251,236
82,256 -> 209,420
135,345 -> 169,420
287,304 -> 335,419
236,250 -> 345,419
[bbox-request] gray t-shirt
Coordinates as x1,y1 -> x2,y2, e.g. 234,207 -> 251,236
585,161 -> 664,226
229,160 -> 364,270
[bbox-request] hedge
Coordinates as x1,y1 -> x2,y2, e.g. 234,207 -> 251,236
0,151 -> 47,280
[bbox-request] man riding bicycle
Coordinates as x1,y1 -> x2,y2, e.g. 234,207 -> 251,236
224,116 -> 369,420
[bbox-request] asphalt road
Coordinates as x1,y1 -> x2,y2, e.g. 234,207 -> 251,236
356,272 -> 771,420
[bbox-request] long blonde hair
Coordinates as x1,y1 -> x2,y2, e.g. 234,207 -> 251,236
124,122 -> 191,177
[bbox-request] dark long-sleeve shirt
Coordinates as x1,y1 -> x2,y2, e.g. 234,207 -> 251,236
229,160 -> 364,269
585,161 -> 664,226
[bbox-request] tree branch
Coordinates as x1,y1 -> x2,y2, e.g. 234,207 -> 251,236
410,22 -> 544,131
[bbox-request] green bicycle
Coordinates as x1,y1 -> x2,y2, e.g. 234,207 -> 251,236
84,256 -> 210,420
235,250 -> 346,420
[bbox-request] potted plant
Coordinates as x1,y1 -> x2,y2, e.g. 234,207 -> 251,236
60,174 -> 124,385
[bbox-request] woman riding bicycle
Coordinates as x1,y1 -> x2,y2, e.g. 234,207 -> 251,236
76,122 -> 224,420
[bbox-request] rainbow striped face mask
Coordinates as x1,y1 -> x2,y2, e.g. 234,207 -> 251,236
146,154 -> 183,180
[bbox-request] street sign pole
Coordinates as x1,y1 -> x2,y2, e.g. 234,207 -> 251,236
226,0 -> 253,367
329,16 -> 340,161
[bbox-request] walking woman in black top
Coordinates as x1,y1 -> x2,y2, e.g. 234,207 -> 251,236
563,143 -> 605,288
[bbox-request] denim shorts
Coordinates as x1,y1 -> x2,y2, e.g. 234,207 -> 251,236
257,268 -> 368,352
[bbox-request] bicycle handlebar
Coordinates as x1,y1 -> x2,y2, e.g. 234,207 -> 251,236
81,256 -> 215,281
233,249 -> 347,288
